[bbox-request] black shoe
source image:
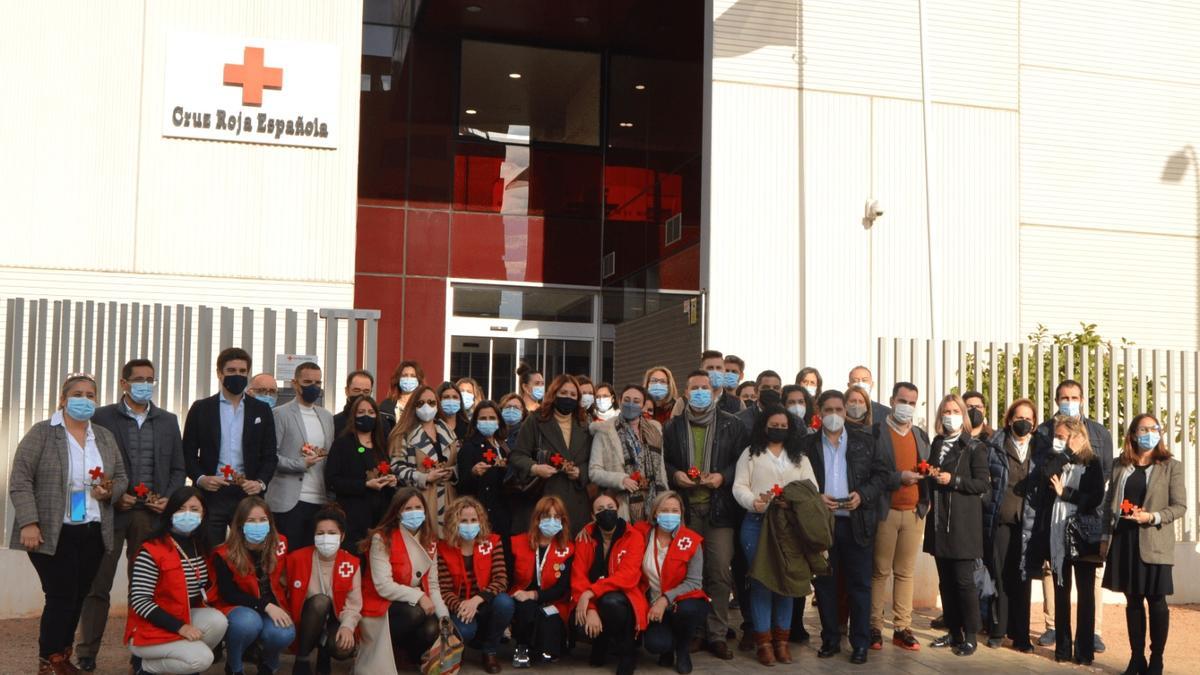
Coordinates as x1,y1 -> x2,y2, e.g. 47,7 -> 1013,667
1054,652 -> 1072,663
616,653 -> 636,675
954,641 -> 977,657
224,665 -> 244,675
930,614 -> 947,630
817,641 -> 841,658
315,647 -> 332,675
986,637 -> 1003,649
1122,655 -> 1148,675
789,626 -> 810,644
930,633 -> 958,649
869,628 -> 882,650
675,648 -> 693,674
1094,634 -> 1107,654
1012,642 -> 1035,654
1074,656 -> 1094,666
77,656 -> 96,672
291,658 -> 312,675
657,651 -> 674,668
849,647 -> 868,664
587,644 -> 606,668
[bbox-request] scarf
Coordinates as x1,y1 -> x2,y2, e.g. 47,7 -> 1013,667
400,421 -> 458,532
1049,460 -> 1084,584
683,400 -> 718,478
616,417 -> 661,520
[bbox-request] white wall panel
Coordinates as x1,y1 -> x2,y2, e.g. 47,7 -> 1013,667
708,81 -> 802,379
1021,67 -> 1200,237
1020,225 -> 1197,349
712,0 -> 800,87
133,0 -> 362,283
0,1 -> 143,271
800,0 -> 922,100
927,0 -> 1018,109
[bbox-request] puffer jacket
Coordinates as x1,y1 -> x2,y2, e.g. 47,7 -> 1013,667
982,429 -> 1007,548
1018,443 -> 1054,580
749,479 -> 831,597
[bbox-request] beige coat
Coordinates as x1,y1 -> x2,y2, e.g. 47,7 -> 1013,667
588,417 -> 667,520
1102,458 -> 1187,565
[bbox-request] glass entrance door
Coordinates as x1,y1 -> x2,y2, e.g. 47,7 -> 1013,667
449,336 -> 601,400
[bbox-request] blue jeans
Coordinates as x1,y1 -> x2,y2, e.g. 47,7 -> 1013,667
225,606 -> 296,672
739,513 -> 794,633
643,598 -> 710,655
451,592 -> 515,655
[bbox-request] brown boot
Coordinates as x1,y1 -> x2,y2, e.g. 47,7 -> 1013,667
482,652 -> 501,674
771,628 -> 793,664
38,658 -> 54,675
754,632 -> 776,666
738,630 -> 756,652
47,653 -> 78,675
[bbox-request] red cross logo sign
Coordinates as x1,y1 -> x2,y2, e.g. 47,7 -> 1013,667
338,562 -> 355,578
223,46 -> 283,106
276,541 -> 287,557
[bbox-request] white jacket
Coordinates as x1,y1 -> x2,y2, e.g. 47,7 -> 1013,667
732,445 -> 818,512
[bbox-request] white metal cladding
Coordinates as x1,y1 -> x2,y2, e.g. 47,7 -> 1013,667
800,0 -> 923,100
712,0 -> 800,87
1020,224 -> 1199,350
708,80 -> 802,380
925,0 -> 1018,109
0,1 -> 144,272
1021,0 -> 1200,86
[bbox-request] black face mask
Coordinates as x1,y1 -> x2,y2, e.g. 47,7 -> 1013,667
1011,419 -> 1033,437
223,374 -> 248,396
299,384 -> 323,404
967,408 -> 985,429
766,427 -> 790,443
554,396 -> 579,415
355,415 -> 377,432
758,389 -> 781,408
595,509 -> 621,532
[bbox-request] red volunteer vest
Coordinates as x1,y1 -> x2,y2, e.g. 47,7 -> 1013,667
632,521 -> 708,605
206,535 -> 289,615
283,547 -> 360,623
570,523 -> 649,631
509,533 -> 574,623
437,533 -> 502,600
360,529 -> 435,617
123,536 -> 200,646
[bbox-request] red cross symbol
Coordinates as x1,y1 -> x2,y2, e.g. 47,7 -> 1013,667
483,449 -> 496,464
89,466 -> 105,481
338,561 -> 355,578
477,540 -> 493,556
276,540 -> 287,557
223,47 -> 283,106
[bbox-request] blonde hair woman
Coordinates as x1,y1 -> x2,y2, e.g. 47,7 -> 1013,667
643,366 -> 678,426
637,491 -> 709,673
844,386 -> 873,431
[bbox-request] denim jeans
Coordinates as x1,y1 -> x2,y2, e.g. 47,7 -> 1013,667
225,606 -> 296,672
643,598 -> 710,655
739,513 -> 794,633
451,592 -> 515,655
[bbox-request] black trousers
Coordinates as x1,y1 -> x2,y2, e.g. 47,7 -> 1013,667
203,485 -> 246,545
1125,593 -> 1169,664
1053,561 -> 1097,662
513,600 -> 566,657
935,557 -> 980,643
388,601 -> 439,662
643,599 -> 710,655
274,501 -> 323,551
295,594 -> 356,661
29,523 -> 105,658
813,518 -> 871,650
990,522 -> 1031,646
575,592 -> 635,665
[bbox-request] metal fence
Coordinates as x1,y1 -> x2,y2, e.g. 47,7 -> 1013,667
870,337 -> 1200,541
1,297 -> 380,544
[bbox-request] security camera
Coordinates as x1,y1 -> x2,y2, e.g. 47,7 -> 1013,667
862,199 -> 884,229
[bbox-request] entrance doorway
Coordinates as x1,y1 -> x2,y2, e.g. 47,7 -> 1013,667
449,336 -> 611,400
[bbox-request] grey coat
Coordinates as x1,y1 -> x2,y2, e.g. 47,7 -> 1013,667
266,400 -> 335,513
9,418 -> 129,555
1102,459 -> 1187,565
92,401 -> 186,525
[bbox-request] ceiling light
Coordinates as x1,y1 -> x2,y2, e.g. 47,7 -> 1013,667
619,122 -> 634,128
574,16 -> 590,24
465,5 -> 483,12
465,109 -> 477,115
634,84 -> 646,91
508,72 -> 522,79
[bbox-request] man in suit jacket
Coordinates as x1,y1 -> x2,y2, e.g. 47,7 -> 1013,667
848,365 -> 892,424
267,361 -> 334,549
803,389 -> 890,665
76,358 -> 187,671
183,347 -> 277,543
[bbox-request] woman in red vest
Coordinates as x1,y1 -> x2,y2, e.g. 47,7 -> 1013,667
125,486 -> 226,674
283,505 -> 362,675
438,495 -> 514,674
509,495 -> 574,667
207,496 -> 294,675
357,487 -> 446,672
571,493 -> 647,675
635,491 -> 708,674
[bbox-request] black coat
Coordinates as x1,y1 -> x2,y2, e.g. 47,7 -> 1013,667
509,413 -> 593,535
182,394 -> 277,485
323,432 -> 394,548
663,410 -> 749,529
923,435 -> 990,560
456,432 -> 512,537
801,428 -> 890,547
333,404 -> 393,442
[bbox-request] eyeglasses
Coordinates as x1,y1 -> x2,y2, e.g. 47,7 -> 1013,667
66,371 -> 96,382
1135,425 -> 1161,434
127,377 -> 156,384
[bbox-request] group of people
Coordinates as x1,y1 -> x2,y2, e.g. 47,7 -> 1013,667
9,347 -> 1184,675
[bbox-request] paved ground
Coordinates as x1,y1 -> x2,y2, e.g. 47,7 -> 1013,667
2,603 -> 1194,673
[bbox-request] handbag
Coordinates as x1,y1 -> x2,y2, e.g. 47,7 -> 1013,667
421,620 -> 464,675
1066,510 -> 1104,559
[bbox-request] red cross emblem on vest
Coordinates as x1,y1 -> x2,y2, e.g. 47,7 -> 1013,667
338,561 -> 355,578
223,46 -> 283,106
477,540 -> 493,556
677,536 -> 694,552
616,549 -> 627,566
276,541 -> 287,557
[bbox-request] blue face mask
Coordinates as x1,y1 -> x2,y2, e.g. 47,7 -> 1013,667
299,384 -> 322,404
243,521 -> 270,544
441,399 -> 461,416
129,382 -> 155,404
531,385 -> 545,401
656,512 -> 682,533
458,522 -> 481,541
461,392 -> 475,410
1136,432 -> 1160,451
501,407 -> 523,426
723,371 -> 740,389
401,510 -> 426,532
1058,400 -> 1081,418
398,376 -> 419,393
620,402 -> 643,421
688,388 -> 713,409
647,382 -> 669,401
476,420 -> 500,437
254,393 -> 276,408
538,517 -> 563,537
65,397 -> 96,422
707,370 -> 724,389
172,510 -> 202,535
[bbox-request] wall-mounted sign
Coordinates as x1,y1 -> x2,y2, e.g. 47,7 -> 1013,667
162,32 -> 340,149
276,354 -> 320,381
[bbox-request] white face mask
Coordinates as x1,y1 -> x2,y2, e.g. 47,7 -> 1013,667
892,403 -> 915,424
314,533 -> 341,558
822,413 -> 845,433
595,396 -> 613,413
415,403 -> 438,422
580,393 -> 595,410
1052,438 -> 1067,454
852,381 -> 872,395
803,385 -> 817,397
846,403 -> 867,420
942,413 -> 963,432
787,403 -> 806,419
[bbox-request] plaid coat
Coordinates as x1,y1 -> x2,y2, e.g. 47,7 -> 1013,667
9,419 -> 128,555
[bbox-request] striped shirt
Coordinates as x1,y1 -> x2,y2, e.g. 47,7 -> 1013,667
437,541 -> 508,613
129,535 -> 208,633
